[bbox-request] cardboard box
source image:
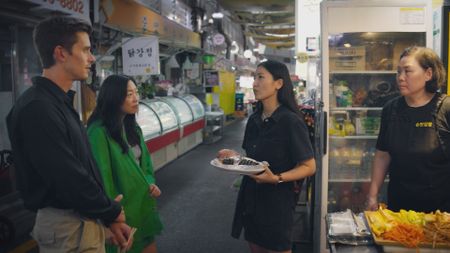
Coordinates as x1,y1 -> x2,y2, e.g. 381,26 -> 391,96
330,46 -> 366,71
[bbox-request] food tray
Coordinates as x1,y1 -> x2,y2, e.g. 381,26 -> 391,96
364,211 -> 450,249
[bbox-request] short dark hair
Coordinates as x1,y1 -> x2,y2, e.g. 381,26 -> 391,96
33,16 -> 92,68
87,75 -> 140,154
256,60 -> 303,118
400,46 -> 446,93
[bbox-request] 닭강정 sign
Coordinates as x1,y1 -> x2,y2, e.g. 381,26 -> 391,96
122,36 -> 160,76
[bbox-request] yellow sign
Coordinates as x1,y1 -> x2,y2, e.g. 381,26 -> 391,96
296,52 -> 309,63
212,71 -> 236,115
100,0 -> 200,49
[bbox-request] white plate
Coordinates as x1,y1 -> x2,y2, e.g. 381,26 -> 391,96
210,158 -> 265,175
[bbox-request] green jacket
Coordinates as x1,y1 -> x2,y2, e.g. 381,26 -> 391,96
87,121 -> 163,252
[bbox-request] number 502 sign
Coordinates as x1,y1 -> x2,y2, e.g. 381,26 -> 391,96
29,0 -> 89,21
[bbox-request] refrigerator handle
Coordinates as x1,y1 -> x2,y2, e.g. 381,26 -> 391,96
323,111 -> 327,155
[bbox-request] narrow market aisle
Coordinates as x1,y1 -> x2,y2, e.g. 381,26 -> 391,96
155,118 -> 248,253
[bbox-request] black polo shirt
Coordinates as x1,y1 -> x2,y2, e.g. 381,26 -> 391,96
377,95 -> 450,212
242,105 -> 314,173
6,76 -> 121,225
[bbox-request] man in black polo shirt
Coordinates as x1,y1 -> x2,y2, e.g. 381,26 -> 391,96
6,16 -> 132,252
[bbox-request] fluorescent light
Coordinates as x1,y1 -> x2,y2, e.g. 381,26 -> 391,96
212,12 -> 223,19
263,33 -> 295,38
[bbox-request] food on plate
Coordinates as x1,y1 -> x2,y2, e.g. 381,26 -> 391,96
217,149 -> 240,160
211,153 -> 266,175
221,158 -> 236,165
366,206 -> 450,248
220,156 -> 260,166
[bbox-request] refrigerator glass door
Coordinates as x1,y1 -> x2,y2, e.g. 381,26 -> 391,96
327,32 -> 426,213
180,94 -> 205,120
142,100 -> 178,133
159,97 -> 193,125
136,103 -> 161,140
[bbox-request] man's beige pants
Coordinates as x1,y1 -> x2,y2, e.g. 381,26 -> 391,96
32,207 -> 106,253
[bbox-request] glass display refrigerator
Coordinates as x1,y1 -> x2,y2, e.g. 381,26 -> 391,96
159,97 -> 194,126
141,99 -> 178,134
139,99 -> 179,171
314,1 -> 432,252
179,94 -> 205,121
177,94 -> 206,152
136,103 -> 162,140
159,96 -> 205,155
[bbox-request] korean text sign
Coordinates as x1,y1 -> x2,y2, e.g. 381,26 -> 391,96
122,36 -> 160,76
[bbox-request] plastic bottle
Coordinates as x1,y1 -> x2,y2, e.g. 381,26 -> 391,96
344,120 -> 356,135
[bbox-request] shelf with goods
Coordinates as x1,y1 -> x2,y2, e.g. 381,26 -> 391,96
315,1 -> 433,251
327,57 -> 402,211
203,111 -> 224,144
327,69 -> 398,215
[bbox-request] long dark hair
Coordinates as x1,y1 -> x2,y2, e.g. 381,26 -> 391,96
88,74 -> 140,153
256,60 -> 303,118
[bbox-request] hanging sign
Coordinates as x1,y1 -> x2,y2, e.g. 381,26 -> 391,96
213,33 -> 225,46
122,36 -> 160,76
27,0 -> 90,22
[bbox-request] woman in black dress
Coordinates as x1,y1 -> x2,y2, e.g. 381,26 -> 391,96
218,60 -> 316,253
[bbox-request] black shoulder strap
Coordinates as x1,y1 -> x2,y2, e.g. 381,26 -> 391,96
435,93 -> 447,116
433,93 -> 449,159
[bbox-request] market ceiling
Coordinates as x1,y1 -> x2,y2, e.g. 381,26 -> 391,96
218,0 -> 295,49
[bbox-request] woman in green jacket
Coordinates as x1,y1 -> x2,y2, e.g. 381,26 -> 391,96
87,74 -> 163,253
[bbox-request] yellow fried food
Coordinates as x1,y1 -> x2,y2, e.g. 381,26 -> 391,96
367,206 -> 450,248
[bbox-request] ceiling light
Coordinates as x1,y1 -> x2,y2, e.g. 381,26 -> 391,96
264,33 -> 295,38
230,41 -> 239,54
244,50 -> 253,58
212,12 -> 224,19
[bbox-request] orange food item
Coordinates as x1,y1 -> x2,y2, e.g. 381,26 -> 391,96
382,223 -> 424,248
